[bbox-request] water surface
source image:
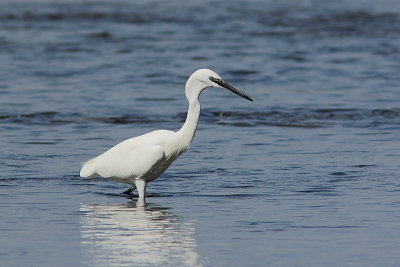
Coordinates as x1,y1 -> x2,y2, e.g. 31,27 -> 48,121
1,0 -> 400,266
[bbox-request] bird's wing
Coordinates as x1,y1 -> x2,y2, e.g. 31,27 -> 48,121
80,144 -> 166,179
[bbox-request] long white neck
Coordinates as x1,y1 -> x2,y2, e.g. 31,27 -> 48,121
177,98 -> 200,145
177,78 -> 206,148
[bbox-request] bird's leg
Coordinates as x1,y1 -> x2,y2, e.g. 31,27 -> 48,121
134,178 -> 147,199
122,185 -> 136,195
136,197 -> 146,207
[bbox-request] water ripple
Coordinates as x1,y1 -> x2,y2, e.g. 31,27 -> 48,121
1,108 -> 399,128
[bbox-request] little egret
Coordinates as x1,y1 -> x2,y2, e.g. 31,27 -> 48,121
80,69 -> 253,199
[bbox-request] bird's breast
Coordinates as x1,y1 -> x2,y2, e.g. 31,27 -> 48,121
145,148 -> 186,183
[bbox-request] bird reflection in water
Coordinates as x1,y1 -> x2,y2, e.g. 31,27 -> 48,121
80,200 -> 202,266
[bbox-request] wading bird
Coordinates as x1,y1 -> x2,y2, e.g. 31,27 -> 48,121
80,69 -> 253,199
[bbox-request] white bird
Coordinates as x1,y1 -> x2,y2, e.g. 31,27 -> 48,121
80,69 -> 253,199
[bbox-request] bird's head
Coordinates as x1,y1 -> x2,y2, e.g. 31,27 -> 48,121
185,69 -> 253,102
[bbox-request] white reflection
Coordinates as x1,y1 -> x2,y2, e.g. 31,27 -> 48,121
80,200 -> 202,267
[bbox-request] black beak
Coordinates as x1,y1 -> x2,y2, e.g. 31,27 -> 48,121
209,76 -> 253,102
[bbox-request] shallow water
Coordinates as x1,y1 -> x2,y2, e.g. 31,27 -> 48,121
1,0 -> 400,266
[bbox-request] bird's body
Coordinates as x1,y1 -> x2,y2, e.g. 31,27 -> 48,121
80,129 -> 190,197
80,130 -> 182,183
80,69 -> 252,199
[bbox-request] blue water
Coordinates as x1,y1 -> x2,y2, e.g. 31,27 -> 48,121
1,0 -> 400,266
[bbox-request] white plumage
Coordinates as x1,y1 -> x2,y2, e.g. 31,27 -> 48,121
80,69 -> 253,199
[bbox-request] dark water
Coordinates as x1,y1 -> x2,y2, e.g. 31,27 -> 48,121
1,0 -> 400,266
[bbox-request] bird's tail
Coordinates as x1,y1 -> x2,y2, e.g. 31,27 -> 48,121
80,159 -> 97,178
